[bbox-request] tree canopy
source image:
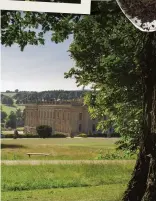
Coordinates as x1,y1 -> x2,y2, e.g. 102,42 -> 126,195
1,94 -> 14,106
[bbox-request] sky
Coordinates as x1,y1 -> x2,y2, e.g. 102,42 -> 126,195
1,33 -> 83,92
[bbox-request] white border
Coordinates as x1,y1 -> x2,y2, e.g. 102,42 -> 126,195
116,0 -> 156,32
0,0 -> 91,14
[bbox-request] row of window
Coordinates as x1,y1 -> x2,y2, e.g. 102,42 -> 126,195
27,111 -> 83,121
38,110 -> 70,120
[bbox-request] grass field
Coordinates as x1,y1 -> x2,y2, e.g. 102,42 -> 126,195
1,138 -> 135,160
2,184 -> 126,201
1,138 -> 136,201
2,104 -> 25,115
1,162 -> 134,201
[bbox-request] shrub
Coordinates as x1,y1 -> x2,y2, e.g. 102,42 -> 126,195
1,123 -> 5,128
17,127 -> 24,131
4,133 -> 38,138
111,133 -> 121,137
95,151 -> 136,160
36,125 -> 52,138
52,134 -> 66,138
2,134 -> 13,138
77,133 -> 88,138
88,133 -> 107,138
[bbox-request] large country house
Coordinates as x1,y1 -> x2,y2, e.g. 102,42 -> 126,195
24,100 -> 113,137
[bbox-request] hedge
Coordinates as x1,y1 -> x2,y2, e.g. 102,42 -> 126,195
3,133 -> 67,138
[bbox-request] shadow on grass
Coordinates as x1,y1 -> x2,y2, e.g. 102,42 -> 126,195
1,144 -> 25,149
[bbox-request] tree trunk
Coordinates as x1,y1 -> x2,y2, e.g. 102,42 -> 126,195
142,85 -> 156,201
122,32 -> 156,201
142,135 -> 156,201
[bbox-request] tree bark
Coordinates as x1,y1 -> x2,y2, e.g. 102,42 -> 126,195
122,32 -> 156,201
142,86 -> 156,201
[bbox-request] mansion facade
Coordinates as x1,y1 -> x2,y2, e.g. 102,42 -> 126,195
24,101 -> 100,136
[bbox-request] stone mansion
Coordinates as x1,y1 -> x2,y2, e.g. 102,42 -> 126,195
24,101 -> 101,136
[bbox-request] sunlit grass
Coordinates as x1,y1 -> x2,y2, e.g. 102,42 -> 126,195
1,138 -> 120,160
2,163 -> 134,192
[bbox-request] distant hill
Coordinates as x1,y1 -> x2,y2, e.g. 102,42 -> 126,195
11,90 -> 91,104
1,92 -> 17,98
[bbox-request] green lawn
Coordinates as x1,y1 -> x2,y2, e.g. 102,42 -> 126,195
2,184 -> 126,201
2,104 -> 25,115
1,138 -> 133,160
1,138 -> 135,201
2,104 -> 17,115
2,163 -> 134,201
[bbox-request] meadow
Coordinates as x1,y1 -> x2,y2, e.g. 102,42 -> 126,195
2,104 -> 25,115
2,162 -> 135,201
1,138 -> 136,201
1,138 -> 136,160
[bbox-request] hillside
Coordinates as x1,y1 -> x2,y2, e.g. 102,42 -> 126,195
1,104 -> 25,115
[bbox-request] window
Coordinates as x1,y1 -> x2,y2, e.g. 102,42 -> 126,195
68,113 -> 70,120
79,113 -> 82,120
57,111 -> 59,119
92,124 -> 96,132
53,111 -> 55,119
79,124 -> 82,132
50,111 -> 52,118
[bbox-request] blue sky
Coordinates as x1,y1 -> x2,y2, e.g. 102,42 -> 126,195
1,33 -> 82,92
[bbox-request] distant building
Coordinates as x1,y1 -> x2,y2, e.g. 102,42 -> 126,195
24,100 -> 101,137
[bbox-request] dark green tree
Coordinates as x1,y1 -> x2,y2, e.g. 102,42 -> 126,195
36,125 -> 52,138
1,95 -> 14,106
1,110 -> 8,123
6,111 -> 17,129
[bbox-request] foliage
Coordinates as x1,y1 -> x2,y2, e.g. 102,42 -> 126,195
1,110 -> 8,123
64,2 -> 145,152
13,90 -> 86,104
111,133 -> 121,138
77,133 -> 88,138
1,123 -> 5,128
3,133 -> 38,138
1,94 -> 14,106
87,133 -> 107,138
5,111 -> 17,129
36,125 -> 52,138
52,133 -> 66,138
96,150 -> 136,160
15,109 -> 24,127
17,127 -> 24,131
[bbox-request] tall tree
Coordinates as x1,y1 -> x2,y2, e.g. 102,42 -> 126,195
6,111 -> 17,129
1,1 -> 156,201
1,95 -> 14,106
1,109 -> 8,123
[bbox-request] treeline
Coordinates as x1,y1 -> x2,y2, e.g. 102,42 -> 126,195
1,109 -> 25,129
13,90 -> 87,104
1,94 -> 14,106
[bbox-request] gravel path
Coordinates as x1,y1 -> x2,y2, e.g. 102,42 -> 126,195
1,160 -> 135,165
